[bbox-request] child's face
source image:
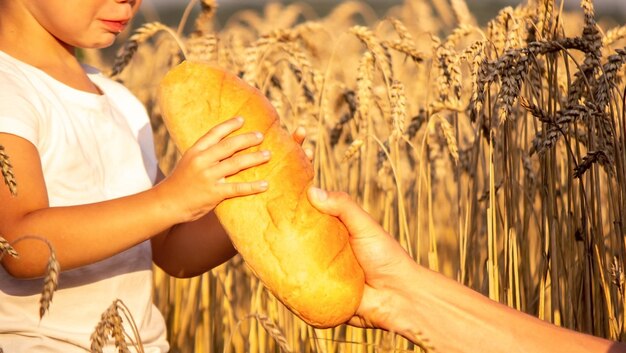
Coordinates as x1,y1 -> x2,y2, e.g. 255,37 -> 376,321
23,0 -> 143,49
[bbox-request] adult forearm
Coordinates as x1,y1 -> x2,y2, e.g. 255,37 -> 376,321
2,187 -> 179,278
391,264 -> 620,353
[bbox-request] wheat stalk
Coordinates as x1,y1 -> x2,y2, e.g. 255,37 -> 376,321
450,0 -> 475,26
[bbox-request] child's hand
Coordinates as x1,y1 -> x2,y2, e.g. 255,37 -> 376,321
291,126 -> 314,161
157,117 -> 270,223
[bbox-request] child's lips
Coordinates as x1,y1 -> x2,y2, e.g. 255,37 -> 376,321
101,19 -> 129,33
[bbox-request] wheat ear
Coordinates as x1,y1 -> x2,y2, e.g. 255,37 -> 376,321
9,236 -> 60,319
0,235 -> 18,260
249,313 -> 292,353
0,144 -> 17,196
110,22 -> 188,77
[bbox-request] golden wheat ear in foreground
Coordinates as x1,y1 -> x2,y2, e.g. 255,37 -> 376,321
157,61 -> 365,328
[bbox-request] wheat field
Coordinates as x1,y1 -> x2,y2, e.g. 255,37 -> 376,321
2,0 -> 626,352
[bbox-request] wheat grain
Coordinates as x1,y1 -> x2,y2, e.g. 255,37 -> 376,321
248,313 -> 292,353
581,0 -> 602,62
434,42 -> 462,106
486,7 -> 512,55
91,301 -> 118,353
437,115 -> 459,164
446,24 -> 478,48
0,144 -> 17,196
390,80 -> 407,139
0,235 -> 18,259
186,34 -> 218,62
538,0 -> 554,38
39,242 -> 60,319
192,0 -> 218,38
349,26 -> 393,83
384,40 -> 425,63
407,108 -> 427,140
594,48 -> 626,111
356,51 -> 375,124
343,137 -> 365,162
573,150 -> 611,179
610,256 -> 625,293
91,300 -> 138,353
604,25 -> 626,47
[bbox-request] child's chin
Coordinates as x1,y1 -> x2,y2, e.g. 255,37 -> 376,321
79,36 -> 118,50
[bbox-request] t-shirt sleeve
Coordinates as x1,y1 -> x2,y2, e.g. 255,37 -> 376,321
0,75 -> 41,145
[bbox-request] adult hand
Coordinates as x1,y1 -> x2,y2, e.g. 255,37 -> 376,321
307,187 -> 418,331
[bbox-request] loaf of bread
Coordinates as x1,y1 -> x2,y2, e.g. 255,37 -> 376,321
157,61 -> 364,328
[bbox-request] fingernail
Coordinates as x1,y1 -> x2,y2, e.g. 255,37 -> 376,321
261,150 -> 271,159
235,116 -> 244,124
259,181 -> 269,190
309,186 -> 327,202
255,132 -> 264,140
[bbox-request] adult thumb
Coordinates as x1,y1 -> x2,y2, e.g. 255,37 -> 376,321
307,187 -> 383,240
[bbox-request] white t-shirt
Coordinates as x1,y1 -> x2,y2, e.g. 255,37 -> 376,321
0,50 -> 169,353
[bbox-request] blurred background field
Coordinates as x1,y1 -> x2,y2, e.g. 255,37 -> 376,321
91,0 -> 626,352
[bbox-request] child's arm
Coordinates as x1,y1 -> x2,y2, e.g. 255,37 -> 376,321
0,117 -> 269,279
307,188 -> 625,353
151,203 -> 237,278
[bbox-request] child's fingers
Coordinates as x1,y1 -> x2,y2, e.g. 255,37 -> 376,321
203,131 -> 264,163
292,126 -> 306,146
192,116 -> 245,151
303,146 -> 314,161
219,180 -> 269,198
213,150 -> 271,178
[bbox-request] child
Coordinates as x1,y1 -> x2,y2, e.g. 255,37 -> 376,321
0,0 -> 296,351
